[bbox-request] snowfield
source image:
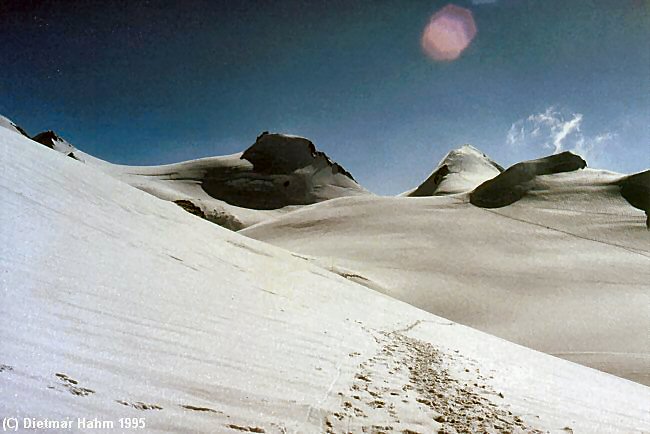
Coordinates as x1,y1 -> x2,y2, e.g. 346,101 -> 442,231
244,166 -> 650,387
1,126 -> 650,433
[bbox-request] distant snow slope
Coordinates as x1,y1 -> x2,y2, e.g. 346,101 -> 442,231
2,122 -> 650,432
24,126 -> 369,229
404,145 -> 503,197
244,167 -> 650,386
0,114 -> 29,137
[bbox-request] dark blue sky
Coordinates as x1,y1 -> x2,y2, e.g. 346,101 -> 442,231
1,0 -> 648,194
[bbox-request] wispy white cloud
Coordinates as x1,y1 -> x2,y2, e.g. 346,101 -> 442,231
507,106 -> 616,165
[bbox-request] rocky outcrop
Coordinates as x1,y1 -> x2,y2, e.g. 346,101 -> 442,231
173,199 -> 244,230
174,200 -> 207,219
618,170 -> 650,228
32,130 -> 62,149
32,130 -> 78,160
201,132 -> 366,210
241,132 -> 355,180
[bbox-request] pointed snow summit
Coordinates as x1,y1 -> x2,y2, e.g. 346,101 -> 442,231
407,145 -> 503,197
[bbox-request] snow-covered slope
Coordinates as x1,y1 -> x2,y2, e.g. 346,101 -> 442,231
106,133 -> 369,229
2,121 -> 650,432
27,127 -> 369,229
244,165 -> 650,387
103,153 -> 296,230
404,145 -> 503,197
0,114 -> 29,137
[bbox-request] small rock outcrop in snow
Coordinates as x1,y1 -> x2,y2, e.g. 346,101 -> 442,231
202,132 -> 367,210
407,145 -> 503,197
470,151 -> 587,208
174,199 -> 244,230
32,130 -> 78,159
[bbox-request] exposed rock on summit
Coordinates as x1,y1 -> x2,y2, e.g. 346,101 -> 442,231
241,132 -> 355,180
201,132 -> 366,210
32,130 -> 78,159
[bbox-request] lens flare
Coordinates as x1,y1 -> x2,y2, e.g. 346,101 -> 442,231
421,4 -> 477,61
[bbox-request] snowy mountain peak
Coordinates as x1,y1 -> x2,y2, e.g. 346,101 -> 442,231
444,144 -> 504,172
407,144 -> 503,197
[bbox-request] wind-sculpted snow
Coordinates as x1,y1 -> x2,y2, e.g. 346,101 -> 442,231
2,124 -> 649,432
469,151 -> 587,208
245,167 -> 650,386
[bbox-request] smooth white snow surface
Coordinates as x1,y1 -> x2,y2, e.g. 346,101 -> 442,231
244,169 -> 650,387
2,126 -> 650,432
